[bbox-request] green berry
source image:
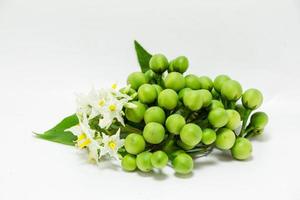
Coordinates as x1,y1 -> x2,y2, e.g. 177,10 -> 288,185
221,80 -> 243,101
143,122 -> 165,144
185,74 -> 201,90
149,54 -> 168,73
136,152 -> 153,172
168,60 -> 175,72
180,123 -> 202,146
214,75 -> 231,92
199,76 -> 213,91
138,84 -> 157,104
242,89 -> 263,110
215,128 -> 236,150
125,101 -> 147,123
165,114 -> 186,134
158,89 -> 178,110
144,106 -> 166,124
151,151 -> 169,169
144,70 -> 155,82
172,56 -> 189,73
208,108 -> 229,128
127,72 -> 147,90
231,137 -> 252,160
183,90 -> 203,111
172,153 -> 194,174
201,128 -> 217,145
153,84 -> 163,95
125,134 -> 146,155
249,112 -> 268,129
208,100 -> 224,111
121,154 -> 137,171
178,88 -> 192,100
197,89 -> 212,107
226,109 -> 241,130
164,72 -> 186,91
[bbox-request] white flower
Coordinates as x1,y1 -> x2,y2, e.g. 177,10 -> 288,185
67,115 -> 100,162
86,88 -> 108,119
110,83 -> 131,100
98,95 -> 127,128
75,87 -> 105,119
76,85 -> 133,129
99,129 -> 124,160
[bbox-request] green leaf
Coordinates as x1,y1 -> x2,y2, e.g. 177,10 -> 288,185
35,114 -> 79,146
134,40 -> 152,73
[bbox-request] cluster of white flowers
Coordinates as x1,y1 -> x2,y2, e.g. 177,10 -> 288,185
67,84 -> 136,163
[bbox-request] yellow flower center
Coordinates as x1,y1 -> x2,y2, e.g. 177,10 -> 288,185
77,133 -> 91,149
98,99 -> 105,107
79,139 -> 91,149
109,104 -> 117,111
111,83 -> 117,90
108,141 -> 116,150
77,133 -> 86,141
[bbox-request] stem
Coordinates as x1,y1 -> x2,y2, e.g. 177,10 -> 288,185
194,119 -> 210,129
244,126 -> 255,135
186,145 -> 214,158
121,124 -> 142,134
240,109 -> 252,137
154,74 -> 164,87
244,131 -> 255,139
186,112 -> 196,123
228,101 -> 236,109
160,133 -> 175,147
243,128 -> 254,138
245,128 -> 263,138
222,98 -> 228,109
103,129 -> 112,135
181,107 -> 192,119
158,77 -> 164,87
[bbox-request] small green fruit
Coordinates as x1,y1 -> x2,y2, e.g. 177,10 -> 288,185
149,54 -> 168,73
127,72 -> 147,90
231,137 -> 252,160
172,153 -> 194,174
151,151 -> 169,169
122,154 -> 137,171
125,134 -> 146,155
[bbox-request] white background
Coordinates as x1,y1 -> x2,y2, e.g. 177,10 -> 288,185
1,0 -> 300,199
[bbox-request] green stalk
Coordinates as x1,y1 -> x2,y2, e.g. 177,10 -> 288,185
244,126 -> 255,135
244,128 -> 263,138
121,124 -> 142,134
222,98 -> 228,109
244,131 -> 255,139
240,109 -> 252,137
228,101 -> 236,109
154,74 -> 164,87
186,145 -> 214,158
181,107 -> 192,119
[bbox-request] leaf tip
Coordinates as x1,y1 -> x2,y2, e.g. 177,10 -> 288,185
134,40 -> 141,48
33,132 -> 41,137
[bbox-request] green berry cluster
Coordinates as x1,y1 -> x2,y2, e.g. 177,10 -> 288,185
121,53 -> 268,175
